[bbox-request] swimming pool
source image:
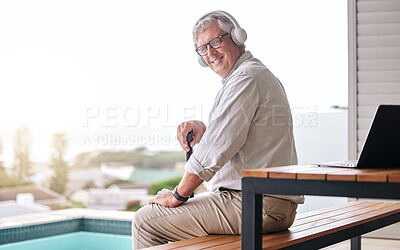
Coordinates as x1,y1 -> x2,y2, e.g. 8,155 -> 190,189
0,209 -> 134,250
0,231 -> 131,250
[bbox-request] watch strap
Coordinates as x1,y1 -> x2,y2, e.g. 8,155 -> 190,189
172,186 -> 194,202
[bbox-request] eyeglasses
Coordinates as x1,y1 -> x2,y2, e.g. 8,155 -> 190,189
195,33 -> 229,56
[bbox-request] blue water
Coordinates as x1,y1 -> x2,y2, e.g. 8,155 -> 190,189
0,232 -> 131,250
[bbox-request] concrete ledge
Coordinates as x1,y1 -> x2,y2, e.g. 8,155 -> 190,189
0,208 -> 135,229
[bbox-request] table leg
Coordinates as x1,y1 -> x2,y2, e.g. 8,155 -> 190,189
350,236 -> 361,250
242,188 -> 262,250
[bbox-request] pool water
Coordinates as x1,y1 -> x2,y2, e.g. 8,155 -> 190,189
0,231 -> 132,250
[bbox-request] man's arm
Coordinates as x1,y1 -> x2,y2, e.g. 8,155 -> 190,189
185,74 -> 260,182
148,171 -> 203,207
148,120 -> 206,208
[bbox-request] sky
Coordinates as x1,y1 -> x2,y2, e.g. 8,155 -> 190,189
0,0 -> 348,164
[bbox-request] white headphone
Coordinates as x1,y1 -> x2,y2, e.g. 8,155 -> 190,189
195,10 -> 247,67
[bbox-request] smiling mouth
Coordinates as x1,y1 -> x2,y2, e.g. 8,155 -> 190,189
211,56 -> 223,64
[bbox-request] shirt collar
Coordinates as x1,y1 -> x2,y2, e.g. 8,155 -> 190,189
221,51 -> 253,84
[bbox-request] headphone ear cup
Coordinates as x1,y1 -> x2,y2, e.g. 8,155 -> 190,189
231,27 -> 247,46
198,55 -> 209,67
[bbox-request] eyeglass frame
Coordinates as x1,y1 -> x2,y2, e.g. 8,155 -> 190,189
195,33 -> 230,56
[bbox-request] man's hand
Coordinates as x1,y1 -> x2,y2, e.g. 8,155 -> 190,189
177,120 -> 207,152
148,189 -> 183,208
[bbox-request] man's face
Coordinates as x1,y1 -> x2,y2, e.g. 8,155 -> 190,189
197,23 -> 243,78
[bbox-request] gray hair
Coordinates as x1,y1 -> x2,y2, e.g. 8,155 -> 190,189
193,13 -> 234,47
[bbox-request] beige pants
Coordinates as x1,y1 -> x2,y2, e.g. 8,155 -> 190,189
132,189 -> 297,249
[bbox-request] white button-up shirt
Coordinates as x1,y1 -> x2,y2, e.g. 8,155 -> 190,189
185,51 -> 304,203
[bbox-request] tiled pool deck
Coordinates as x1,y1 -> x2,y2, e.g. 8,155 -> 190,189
0,209 -> 135,244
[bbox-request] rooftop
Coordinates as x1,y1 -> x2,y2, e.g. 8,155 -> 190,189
0,185 -> 66,204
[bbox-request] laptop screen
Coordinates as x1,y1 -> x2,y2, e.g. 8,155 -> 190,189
357,105 -> 400,168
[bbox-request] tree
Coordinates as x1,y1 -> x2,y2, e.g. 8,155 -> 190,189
49,133 -> 69,194
0,136 -> 4,170
150,177 -> 181,195
13,126 -> 32,181
0,136 -> 21,187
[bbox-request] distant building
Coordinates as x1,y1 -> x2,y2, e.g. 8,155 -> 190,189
67,163 -> 135,195
0,185 -> 68,217
67,168 -> 107,195
100,163 -> 134,180
0,193 -> 50,217
70,184 -> 154,210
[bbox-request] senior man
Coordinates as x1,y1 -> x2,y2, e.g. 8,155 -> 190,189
132,10 -> 304,249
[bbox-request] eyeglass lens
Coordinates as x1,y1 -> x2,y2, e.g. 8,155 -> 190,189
197,37 -> 222,56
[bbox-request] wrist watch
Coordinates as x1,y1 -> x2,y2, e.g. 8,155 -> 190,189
172,186 -> 194,202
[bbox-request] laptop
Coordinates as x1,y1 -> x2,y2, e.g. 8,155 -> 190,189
317,104 -> 400,168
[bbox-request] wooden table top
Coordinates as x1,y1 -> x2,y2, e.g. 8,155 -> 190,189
242,165 -> 400,183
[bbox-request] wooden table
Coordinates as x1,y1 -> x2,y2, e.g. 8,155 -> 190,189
241,165 -> 400,250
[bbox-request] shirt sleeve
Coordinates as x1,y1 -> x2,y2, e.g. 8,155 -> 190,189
185,72 -> 260,182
